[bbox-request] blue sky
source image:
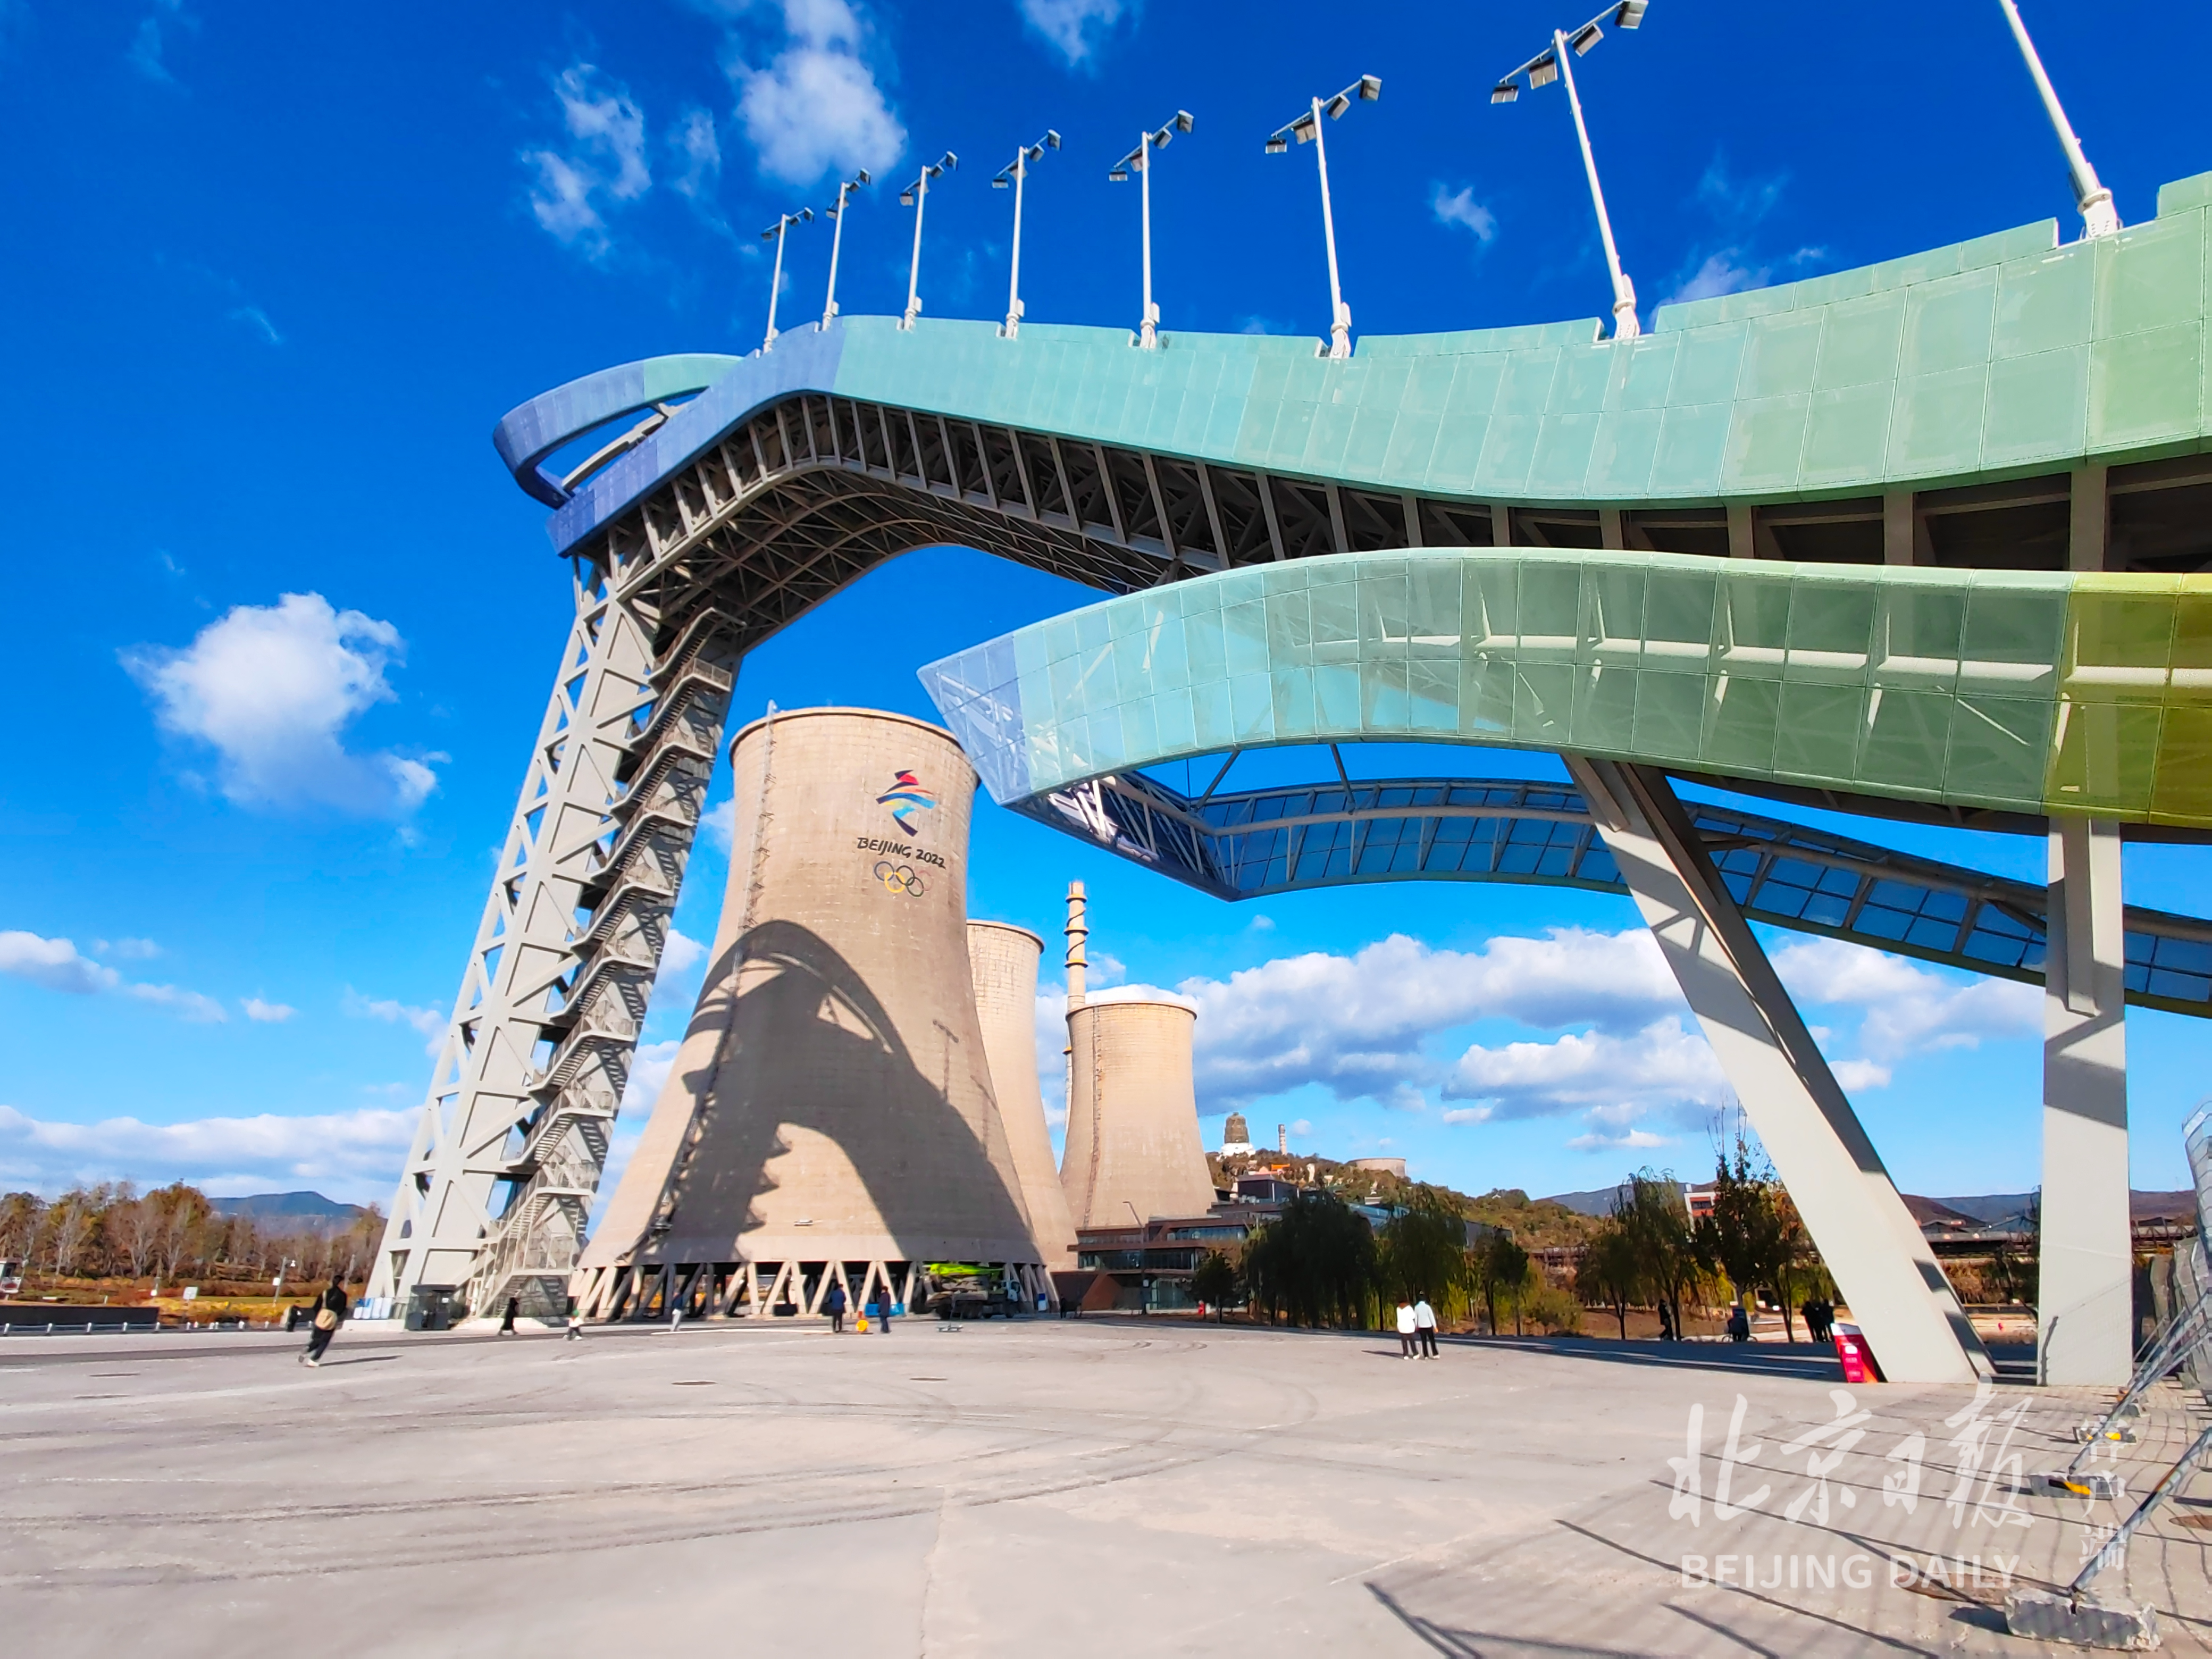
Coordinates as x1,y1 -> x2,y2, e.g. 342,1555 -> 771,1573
0,0 -> 2206,1210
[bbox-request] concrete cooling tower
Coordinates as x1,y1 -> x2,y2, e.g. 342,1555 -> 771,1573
1058,883 -> 1215,1230
967,921 -> 1077,1270
574,707 -> 1047,1322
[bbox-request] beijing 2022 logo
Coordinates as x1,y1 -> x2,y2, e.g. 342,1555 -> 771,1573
876,770 -> 936,835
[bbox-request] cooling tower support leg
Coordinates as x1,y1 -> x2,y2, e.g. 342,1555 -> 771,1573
2039,817 -> 2133,1386
1565,757 -> 1992,1385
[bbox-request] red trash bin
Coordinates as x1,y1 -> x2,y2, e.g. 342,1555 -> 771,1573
1833,1322 -> 1884,1384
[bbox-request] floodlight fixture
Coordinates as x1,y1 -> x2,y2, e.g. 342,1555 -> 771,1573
992,129 -> 1061,339
758,208 -> 812,353
1264,73 -> 1381,360
1108,111 -> 1195,349
897,151 -> 958,332
1493,4 -> 1650,339
1995,0 -> 2120,238
818,169 -> 870,331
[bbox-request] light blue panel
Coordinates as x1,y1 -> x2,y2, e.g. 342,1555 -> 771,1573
1983,347 -> 2088,466
1723,395 -> 1813,492
1901,269 -> 1998,376
1473,413 -> 1541,493
1615,334 -> 1680,410
1801,383 -> 1893,487
1529,412 -> 1602,491
1551,345 -> 1613,414
1495,352 -> 1560,417
1739,312 -> 1824,398
1993,244 -> 2094,359
1888,365 -> 1990,476
1813,291 -> 1906,390
1649,404 -> 1730,494
1670,323 -> 1749,405
1589,407 -> 1664,495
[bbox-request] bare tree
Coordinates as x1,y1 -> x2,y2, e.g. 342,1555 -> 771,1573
0,1192 -> 44,1268
153,1184 -> 211,1288
46,1190 -> 97,1278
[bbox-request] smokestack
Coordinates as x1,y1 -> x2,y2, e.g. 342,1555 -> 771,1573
576,708 -> 1043,1322
1065,881 -> 1088,1011
1061,998 -> 1214,1229
1278,1124 -> 1287,1155
968,921 -> 1077,1271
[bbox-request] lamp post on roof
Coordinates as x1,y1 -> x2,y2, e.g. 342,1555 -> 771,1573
759,208 -> 811,353
1265,74 -> 1381,361
993,129 -> 1061,339
1994,0 -> 2121,239
1493,2 -> 1650,340
898,151 -> 958,332
819,169 -> 870,331
1109,111 -> 1194,350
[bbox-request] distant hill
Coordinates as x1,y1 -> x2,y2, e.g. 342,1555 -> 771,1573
208,1192 -> 368,1235
1540,1182 -> 1687,1219
1540,1187 -> 2198,1229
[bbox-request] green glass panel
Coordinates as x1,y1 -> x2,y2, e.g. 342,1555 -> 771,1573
1888,366 -> 1989,475
1184,605 -> 1227,686
1121,695 -> 1160,763
1649,403 -> 1730,493
1425,413 -> 1489,490
1717,574 -> 1791,677
1406,562 -> 1462,651
1361,566 -> 1412,652
1517,560 -> 1581,648
1222,600 -> 1269,677
1013,625 -> 1050,681
1589,407 -> 1664,493
2157,172 -> 2212,215
1261,560 -> 1312,598
2098,219 -> 2205,338
1460,650 -> 1514,735
1902,272 -> 1997,375
1086,707 -> 1126,769
1473,413 -> 1540,492
2047,701 -> 2160,815
1046,649 -> 1082,710
1155,687 -> 1197,756
1382,413 -> 1440,482
1616,335 -> 1680,409
1303,393 -> 1358,472
1043,613 -> 1082,668
1992,245 -> 2093,358
1513,660 -> 1576,747
1800,383 -> 1893,485
1466,560 -> 1518,644
1959,584 -> 2065,688
1669,324 -> 1748,404
1579,564 -> 1647,660
1314,662 -> 1361,731
2170,594 -> 2212,679
2068,590 -> 2178,691
1192,679 -> 1234,751
1077,638 -> 1121,712
1149,615 -> 1190,692
1495,351 -> 1559,416
1644,567 -> 1720,659
1813,291 -> 1905,390
1631,669 -> 1707,764
1342,405 -> 1397,476
1945,693 -> 2050,807
1571,660 -> 1639,751
1786,575 -> 1876,682
1263,397 -> 1318,465
1723,394 -> 1811,491
1700,675 -> 1781,774
1529,412 -> 1601,490
1981,347 -> 2088,465
1270,667 -> 1317,739
1111,630 -> 1151,701
1741,313 -> 1823,397
1229,671 -> 1276,743
1363,656 -> 1411,729
1551,345 -> 1612,414
1264,589 -> 1313,663
1773,681 -> 1865,781
2090,323 -> 2202,447
2150,707 -> 2212,826
1873,585 -> 1964,688
1856,686 -> 1953,796
1408,658 -> 1458,732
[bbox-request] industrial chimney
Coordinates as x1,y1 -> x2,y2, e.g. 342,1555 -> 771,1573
967,920 -> 1077,1270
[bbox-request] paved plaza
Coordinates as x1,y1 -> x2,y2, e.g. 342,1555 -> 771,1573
5,1317 -> 2212,1655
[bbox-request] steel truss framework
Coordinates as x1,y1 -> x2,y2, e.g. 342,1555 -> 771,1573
377,381 -> 2212,1319
571,1258 -> 1053,1325
1027,768 -> 2212,1016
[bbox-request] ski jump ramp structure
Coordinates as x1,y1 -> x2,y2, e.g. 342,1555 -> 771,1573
372,176 -> 2212,1385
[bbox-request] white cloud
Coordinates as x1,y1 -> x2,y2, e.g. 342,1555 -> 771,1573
660,928 -> 707,976
1017,0 -> 1130,65
128,0 -> 191,85
701,795 -> 736,853
1431,183 -> 1497,243
671,106 -> 724,206
124,592 -> 438,818
96,938 -> 162,961
228,305 -> 283,346
0,1101 -> 410,1202
588,1037 -> 682,1226
1565,1125 -> 1669,1154
1663,250 -> 1769,306
730,0 -> 906,186
1088,950 -> 1127,988
1246,914 -> 1275,933
1831,1058 -> 1893,1092
1175,928 -> 1679,1110
1772,936 -> 2039,1065
242,996 -> 295,1023
523,64 -> 652,259
345,988 -> 446,1056
1443,1016 -> 1730,1121
0,932 -> 225,1023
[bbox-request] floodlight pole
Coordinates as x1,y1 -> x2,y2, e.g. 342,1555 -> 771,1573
900,154 -> 955,332
1552,28 -> 1640,340
1995,0 -> 2121,238
820,171 -> 868,331
1139,130 -> 1159,348
1308,97 -> 1353,359
761,210 -> 808,353
998,131 -> 1059,339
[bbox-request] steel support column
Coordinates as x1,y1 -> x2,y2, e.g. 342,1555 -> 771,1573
1565,755 -> 1991,1384
2039,816 -> 2132,1385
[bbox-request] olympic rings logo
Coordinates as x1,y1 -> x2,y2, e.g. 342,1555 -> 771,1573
874,860 -> 925,898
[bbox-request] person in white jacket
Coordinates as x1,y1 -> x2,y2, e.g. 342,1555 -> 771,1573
1394,1300 -> 1417,1358
1412,1296 -> 1438,1358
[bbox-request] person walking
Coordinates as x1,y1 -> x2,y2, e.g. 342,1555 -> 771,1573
824,1278 -> 848,1335
1394,1299 -> 1417,1358
565,1300 -> 585,1342
301,1278 -> 348,1367
1412,1295 -> 1439,1358
1727,1303 -> 1751,1343
499,1295 -> 519,1335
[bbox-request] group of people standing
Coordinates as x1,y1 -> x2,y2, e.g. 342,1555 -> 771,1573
1393,1297 -> 1440,1358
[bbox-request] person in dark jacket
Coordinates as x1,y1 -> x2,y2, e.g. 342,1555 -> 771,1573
824,1280 -> 848,1334
499,1296 -> 520,1334
301,1279 -> 348,1367
1727,1304 -> 1751,1343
